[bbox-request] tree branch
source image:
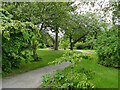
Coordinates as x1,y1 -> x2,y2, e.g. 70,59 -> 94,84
73,31 -> 89,44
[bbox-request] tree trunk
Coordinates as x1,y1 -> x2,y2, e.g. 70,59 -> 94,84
33,42 -> 38,61
70,43 -> 73,50
54,30 -> 58,50
70,35 -> 73,50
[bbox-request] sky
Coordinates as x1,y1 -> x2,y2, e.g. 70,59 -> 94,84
72,0 -> 113,22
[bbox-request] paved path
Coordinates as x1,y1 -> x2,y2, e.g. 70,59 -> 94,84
74,50 -> 92,54
39,49 -> 92,54
2,49 -> 92,88
2,62 -> 70,88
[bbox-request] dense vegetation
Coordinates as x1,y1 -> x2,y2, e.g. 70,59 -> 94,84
1,1 -> 119,89
95,26 -> 119,67
1,9 -> 41,74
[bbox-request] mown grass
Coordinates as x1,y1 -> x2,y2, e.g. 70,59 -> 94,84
61,52 -> 118,88
2,50 -> 66,77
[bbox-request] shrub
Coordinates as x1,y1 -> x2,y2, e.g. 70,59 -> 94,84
41,51 -> 94,89
74,42 -> 85,49
95,26 -> 119,67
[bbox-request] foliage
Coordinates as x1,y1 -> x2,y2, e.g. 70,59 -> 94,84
49,51 -> 93,65
41,51 -> 94,89
84,36 -> 97,49
62,12 -> 105,50
1,9 -> 41,73
74,42 -> 85,49
59,35 -> 70,50
2,2 -> 74,50
94,26 -> 119,67
41,69 -> 94,89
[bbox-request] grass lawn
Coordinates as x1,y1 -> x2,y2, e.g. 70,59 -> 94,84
2,49 -> 66,77
61,51 -> 118,88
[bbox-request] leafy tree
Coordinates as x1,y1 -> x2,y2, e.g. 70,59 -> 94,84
1,9 -> 41,73
2,2 -> 73,50
62,13 -> 104,50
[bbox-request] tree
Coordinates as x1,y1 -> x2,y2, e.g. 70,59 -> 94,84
62,12 -> 104,50
2,2 -> 73,50
1,9 -> 41,73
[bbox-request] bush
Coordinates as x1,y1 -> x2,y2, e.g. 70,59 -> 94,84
95,26 -> 119,67
74,42 -> 85,49
41,51 -> 94,89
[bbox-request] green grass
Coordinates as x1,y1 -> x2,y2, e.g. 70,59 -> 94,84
61,52 -> 118,88
2,50 -> 66,77
2,49 -> 118,88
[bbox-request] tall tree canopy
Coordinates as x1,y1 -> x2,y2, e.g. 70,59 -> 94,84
2,2 -> 73,50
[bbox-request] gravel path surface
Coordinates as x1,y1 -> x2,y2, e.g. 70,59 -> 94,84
2,62 -> 70,88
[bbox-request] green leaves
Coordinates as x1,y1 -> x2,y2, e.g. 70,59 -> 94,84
49,51 -> 92,66
3,31 -> 10,40
2,9 -> 42,73
41,64 -> 95,89
95,25 -> 119,67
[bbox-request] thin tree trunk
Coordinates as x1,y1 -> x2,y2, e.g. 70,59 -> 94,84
33,42 -> 38,61
70,34 -> 73,50
55,30 -> 58,50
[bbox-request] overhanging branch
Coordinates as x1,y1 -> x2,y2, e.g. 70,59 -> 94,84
73,31 -> 89,44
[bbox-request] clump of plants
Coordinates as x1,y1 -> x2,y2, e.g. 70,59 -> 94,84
41,51 -> 95,89
95,26 -> 119,68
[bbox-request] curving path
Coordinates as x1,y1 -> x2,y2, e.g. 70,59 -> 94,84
2,62 -> 70,88
2,50 -> 92,88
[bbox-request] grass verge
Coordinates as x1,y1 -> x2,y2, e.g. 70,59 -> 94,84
2,50 -> 66,77
60,51 -> 118,88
